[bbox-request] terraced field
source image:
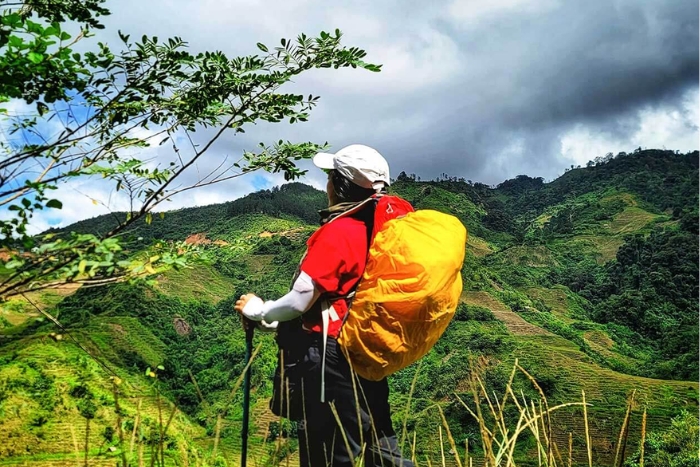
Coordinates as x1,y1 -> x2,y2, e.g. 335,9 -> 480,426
568,201 -> 664,264
0,340 -> 219,467
155,264 -> 238,304
607,206 -> 660,234
513,334 -> 697,465
249,399 -> 298,466
2,152 -> 697,466
462,291 -> 552,336
458,290 -> 698,466
523,286 -> 572,320
569,235 -> 626,264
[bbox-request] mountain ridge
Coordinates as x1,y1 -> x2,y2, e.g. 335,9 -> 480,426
1,148 -> 697,466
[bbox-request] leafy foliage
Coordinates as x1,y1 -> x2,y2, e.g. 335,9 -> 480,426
624,411 -> 699,467
573,229 -> 699,379
0,0 -> 381,298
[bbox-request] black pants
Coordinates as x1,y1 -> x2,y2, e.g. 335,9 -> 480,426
286,337 -> 413,467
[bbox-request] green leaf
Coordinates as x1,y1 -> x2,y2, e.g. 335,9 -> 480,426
256,42 -> 269,53
3,13 -> 21,27
27,52 -> 44,64
46,199 -> 63,209
4,259 -> 23,270
118,30 -> 130,43
36,102 -> 49,116
8,36 -> 23,48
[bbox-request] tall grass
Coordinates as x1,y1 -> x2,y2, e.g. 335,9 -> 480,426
246,355 -> 648,467
4,351 -> 655,467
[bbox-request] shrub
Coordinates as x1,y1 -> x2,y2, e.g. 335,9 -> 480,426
624,410 -> 699,467
455,303 -> 495,322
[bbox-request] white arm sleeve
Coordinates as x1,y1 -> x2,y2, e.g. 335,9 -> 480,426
241,271 -> 321,329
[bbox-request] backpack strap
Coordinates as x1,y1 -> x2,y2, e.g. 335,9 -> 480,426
319,199 -> 378,402
319,299 -> 332,403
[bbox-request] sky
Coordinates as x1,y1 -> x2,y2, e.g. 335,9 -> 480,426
4,0 -> 699,232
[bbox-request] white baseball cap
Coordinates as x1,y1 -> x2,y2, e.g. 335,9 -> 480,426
312,144 -> 391,191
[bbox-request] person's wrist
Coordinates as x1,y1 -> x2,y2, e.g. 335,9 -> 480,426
242,296 -> 265,321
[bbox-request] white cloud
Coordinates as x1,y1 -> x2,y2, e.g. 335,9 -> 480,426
559,125 -> 622,167
560,88 -> 699,168
301,27 -> 464,96
631,89 -> 699,151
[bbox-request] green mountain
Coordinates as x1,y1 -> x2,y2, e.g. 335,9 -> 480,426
1,149 -> 697,466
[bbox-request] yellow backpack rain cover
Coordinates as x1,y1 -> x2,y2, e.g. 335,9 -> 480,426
338,196 -> 467,381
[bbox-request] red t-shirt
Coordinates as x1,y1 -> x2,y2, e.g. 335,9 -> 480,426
299,216 -> 368,337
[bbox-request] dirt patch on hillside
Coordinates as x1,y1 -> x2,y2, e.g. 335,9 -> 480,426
584,330 -> 614,349
257,227 -> 306,239
467,236 -> 493,257
524,287 -> 570,317
184,233 -> 229,246
108,323 -> 126,336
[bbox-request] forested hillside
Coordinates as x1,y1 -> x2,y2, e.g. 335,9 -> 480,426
1,149 -> 697,466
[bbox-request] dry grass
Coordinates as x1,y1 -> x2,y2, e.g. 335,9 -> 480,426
568,236 -> 625,264
523,288 -> 571,320
451,358 -> 592,467
1,348 -> 692,467
154,265 -> 237,304
468,236 -> 494,258
241,353 -> 686,467
1,285 -> 79,327
608,207 -> 658,235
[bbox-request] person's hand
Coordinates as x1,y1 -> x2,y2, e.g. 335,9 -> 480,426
234,293 -> 260,332
234,293 -> 258,315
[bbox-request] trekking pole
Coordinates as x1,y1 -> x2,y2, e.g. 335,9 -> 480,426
241,318 -> 254,467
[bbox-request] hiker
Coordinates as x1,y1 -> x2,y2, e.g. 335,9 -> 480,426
234,144 -> 414,467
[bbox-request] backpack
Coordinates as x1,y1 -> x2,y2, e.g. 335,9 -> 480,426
337,194 -> 467,381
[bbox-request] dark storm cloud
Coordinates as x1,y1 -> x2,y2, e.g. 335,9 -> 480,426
99,0 -> 698,191
471,0 -> 698,128
388,0 -> 700,183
